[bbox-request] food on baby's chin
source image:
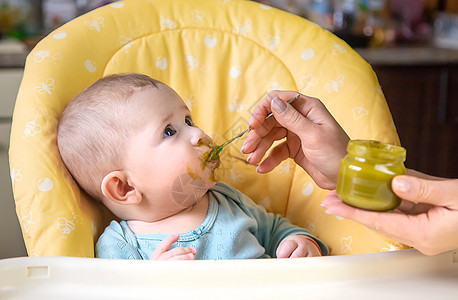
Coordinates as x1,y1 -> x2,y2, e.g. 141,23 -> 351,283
201,150 -> 221,182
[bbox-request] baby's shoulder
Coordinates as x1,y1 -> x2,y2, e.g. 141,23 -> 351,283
96,220 -> 143,259
98,220 -> 132,242
210,181 -> 259,210
210,181 -> 244,202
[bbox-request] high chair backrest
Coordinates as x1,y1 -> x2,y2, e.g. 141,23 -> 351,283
9,0 -> 407,257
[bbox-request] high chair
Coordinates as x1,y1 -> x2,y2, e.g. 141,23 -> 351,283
2,0 -> 457,298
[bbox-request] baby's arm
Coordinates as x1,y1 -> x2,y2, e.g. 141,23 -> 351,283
151,234 -> 196,260
251,203 -> 327,257
276,235 -> 322,258
233,189 -> 328,257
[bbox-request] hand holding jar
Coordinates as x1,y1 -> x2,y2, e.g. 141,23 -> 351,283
245,90 -> 458,255
322,171 -> 458,255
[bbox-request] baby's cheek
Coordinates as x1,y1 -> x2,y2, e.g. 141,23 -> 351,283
170,173 -> 207,207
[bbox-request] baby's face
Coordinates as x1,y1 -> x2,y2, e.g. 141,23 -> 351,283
122,84 -> 218,221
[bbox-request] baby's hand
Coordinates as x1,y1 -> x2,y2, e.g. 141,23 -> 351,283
276,235 -> 322,258
150,234 -> 197,260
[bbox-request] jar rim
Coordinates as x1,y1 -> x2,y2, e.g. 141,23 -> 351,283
347,140 -> 406,161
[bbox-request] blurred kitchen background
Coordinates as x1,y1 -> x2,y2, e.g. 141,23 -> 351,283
0,0 -> 456,51
0,0 -> 456,259
0,0 -> 113,42
255,0 -> 458,49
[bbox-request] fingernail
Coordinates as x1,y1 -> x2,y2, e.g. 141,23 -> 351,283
324,209 -> 336,215
241,140 -> 247,151
272,97 -> 286,113
247,153 -> 253,161
248,116 -> 254,129
393,178 -> 410,193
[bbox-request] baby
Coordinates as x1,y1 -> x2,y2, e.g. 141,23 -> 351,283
57,73 -> 328,260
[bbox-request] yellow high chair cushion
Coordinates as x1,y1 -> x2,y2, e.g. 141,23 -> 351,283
10,0 -> 408,257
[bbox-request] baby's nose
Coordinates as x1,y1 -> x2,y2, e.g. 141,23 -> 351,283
190,127 -> 207,146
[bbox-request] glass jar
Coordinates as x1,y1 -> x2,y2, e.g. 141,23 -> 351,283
336,139 -> 406,211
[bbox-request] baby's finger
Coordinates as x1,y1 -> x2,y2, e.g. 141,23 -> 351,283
150,234 -> 180,260
169,252 -> 196,260
304,241 -> 323,257
276,240 -> 296,258
289,246 -> 309,258
157,247 -> 197,260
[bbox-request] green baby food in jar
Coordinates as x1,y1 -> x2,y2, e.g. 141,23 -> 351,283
336,140 -> 407,211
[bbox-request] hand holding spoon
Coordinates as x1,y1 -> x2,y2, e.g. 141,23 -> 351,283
204,94 -> 300,162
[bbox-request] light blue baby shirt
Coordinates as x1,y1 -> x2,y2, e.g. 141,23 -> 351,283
96,182 -> 328,259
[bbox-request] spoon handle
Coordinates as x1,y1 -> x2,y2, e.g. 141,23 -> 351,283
220,128 -> 249,149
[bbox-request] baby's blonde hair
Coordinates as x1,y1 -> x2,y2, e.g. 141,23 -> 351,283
57,73 -> 162,200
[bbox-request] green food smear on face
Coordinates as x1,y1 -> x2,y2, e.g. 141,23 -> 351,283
203,146 -> 222,162
199,141 -> 222,182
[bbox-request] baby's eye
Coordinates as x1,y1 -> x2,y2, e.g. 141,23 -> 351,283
163,125 -> 176,138
185,116 -> 194,126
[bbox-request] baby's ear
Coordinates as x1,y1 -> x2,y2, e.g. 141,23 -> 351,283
101,171 -> 141,205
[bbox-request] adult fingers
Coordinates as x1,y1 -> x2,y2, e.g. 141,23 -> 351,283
249,90 -> 300,130
242,112 -> 286,154
397,199 -> 433,215
321,191 -> 417,246
270,97 -> 312,140
392,176 -> 458,209
246,127 -> 287,165
243,91 -> 304,154
270,93 -> 335,132
255,141 -> 290,174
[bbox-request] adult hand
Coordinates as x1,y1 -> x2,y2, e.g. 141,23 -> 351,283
276,235 -> 322,258
241,90 -> 349,189
150,234 -> 197,260
321,173 -> 458,255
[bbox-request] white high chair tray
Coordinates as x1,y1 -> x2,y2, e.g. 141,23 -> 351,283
1,249 -> 457,299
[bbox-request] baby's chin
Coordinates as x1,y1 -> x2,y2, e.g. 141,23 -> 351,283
206,180 -> 217,189
170,172 -> 215,207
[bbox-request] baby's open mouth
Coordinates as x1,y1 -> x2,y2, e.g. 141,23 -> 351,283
198,139 -> 220,162
199,144 -> 221,182
206,158 -> 219,165
202,146 -> 221,163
